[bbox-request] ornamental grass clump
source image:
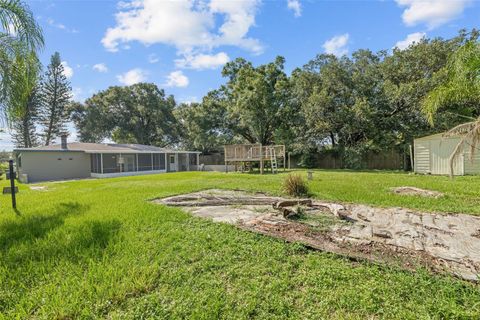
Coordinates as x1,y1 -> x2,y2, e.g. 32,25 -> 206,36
283,173 -> 309,197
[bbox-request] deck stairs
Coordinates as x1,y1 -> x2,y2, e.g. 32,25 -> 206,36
268,147 -> 278,174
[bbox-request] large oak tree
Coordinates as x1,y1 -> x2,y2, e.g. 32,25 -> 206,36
71,83 -> 180,147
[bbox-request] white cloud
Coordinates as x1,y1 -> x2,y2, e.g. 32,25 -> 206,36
72,87 -> 84,102
47,17 -> 66,30
102,0 -> 262,55
117,68 -> 147,85
179,96 -> 199,104
322,34 -> 349,56
394,32 -> 426,50
148,53 -> 159,64
166,71 -> 189,87
209,0 -> 263,54
396,0 -> 470,29
61,61 -> 73,78
175,52 -> 230,70
287,0 -> 302,17
46,17 -> 78,33
93,63 -> 108,73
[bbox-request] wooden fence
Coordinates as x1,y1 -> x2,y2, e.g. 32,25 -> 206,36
290,149 -> 404,170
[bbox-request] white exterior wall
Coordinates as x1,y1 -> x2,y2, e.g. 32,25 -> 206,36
463,150 -> 480,175
16,150 -> 201,183
18,151 -> 91,182
414,134 -> 475,176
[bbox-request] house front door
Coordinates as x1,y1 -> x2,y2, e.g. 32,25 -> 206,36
168,154 -> 176,172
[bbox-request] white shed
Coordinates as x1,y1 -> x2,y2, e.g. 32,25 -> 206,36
414,133 -> 480,176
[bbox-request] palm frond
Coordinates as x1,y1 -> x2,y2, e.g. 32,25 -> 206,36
422,41 -> 480,178
0,0 -> 43,122
422,41 -> 480,125
442,120 -> 476,137
0,0 -> 43,51
445,119 -> 480,177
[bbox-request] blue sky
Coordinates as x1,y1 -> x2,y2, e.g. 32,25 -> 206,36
1,0 -> 479,150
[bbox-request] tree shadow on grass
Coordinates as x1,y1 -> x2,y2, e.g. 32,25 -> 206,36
25,219 -> 122,265
1,201 -> 122,268
0,212 -> 123,316
0,202 -> 89,251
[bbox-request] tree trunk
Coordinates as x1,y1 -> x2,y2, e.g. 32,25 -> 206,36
22,117 -> 29,148
330,132 -> 336,147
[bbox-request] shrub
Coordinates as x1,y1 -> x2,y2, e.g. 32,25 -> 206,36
283,173 -> 309,197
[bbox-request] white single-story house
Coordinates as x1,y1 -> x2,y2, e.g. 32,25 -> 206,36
413,132 -> 480,176
14,136 -> 201,183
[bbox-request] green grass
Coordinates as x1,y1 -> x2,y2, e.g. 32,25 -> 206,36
290,209 -> 345,232
0,170 -> 480,318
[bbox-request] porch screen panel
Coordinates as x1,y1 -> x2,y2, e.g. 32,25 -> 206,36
138,153 -> 152,171
153,153 -> 165,170
103,154 -> 119,173
178,154 -> 188,171
90,154 -> 101,173
122,154 -> 136,172
189,153 -> 198,165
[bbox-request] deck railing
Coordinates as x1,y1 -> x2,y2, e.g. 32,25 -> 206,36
224,144 -> 285,161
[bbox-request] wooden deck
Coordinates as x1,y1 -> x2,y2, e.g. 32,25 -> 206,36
224,144 -> 286,174
224,144 -> 285,161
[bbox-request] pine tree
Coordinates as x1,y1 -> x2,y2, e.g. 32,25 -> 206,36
40,52 -> 72,145
12,85 -> 40,148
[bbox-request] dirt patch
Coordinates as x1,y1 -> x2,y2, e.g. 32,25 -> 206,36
30,185 -> 48,191
153,189 -> 480,282
391,186 -> 444,198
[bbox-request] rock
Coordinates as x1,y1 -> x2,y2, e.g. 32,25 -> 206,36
280,207 -> 299,219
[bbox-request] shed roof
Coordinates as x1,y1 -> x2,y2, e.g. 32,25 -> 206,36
14,142 -> 200,154
414,132 -> 461,141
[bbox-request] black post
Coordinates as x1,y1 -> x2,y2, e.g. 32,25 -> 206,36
9,160 -> 16,209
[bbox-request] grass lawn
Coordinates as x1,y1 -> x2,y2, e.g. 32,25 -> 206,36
1,170 -> 480,318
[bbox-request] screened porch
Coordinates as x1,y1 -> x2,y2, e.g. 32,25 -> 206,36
89,152 -> 200,177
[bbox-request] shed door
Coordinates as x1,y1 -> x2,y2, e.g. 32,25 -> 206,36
430,138 -> 464,175
414,140 -> 431,173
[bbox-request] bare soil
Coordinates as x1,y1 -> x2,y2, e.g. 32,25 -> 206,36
391,186 -> 444,198
154,189 -> 480,282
